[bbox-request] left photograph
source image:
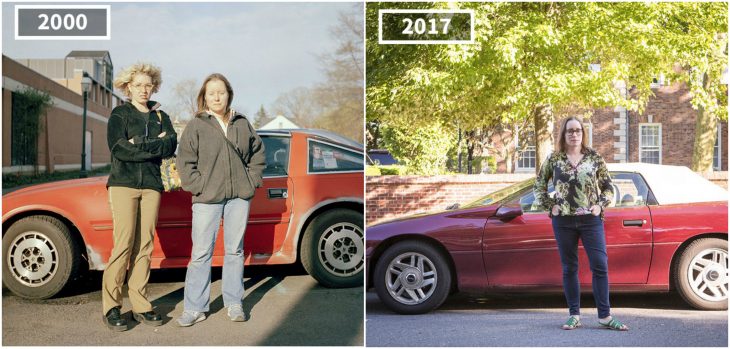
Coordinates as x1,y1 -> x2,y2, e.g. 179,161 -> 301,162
1,2 -> 364,346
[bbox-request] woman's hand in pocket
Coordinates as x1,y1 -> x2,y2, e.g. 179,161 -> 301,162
590,205 -> 602,216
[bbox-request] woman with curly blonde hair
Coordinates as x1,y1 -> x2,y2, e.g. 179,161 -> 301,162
102,63 -> 177,331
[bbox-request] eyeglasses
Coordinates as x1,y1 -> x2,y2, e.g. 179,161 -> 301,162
566,128 -> 583,135
130,83 -> 154,91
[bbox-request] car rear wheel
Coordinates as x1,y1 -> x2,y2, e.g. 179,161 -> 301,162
2,216 -> 81,299
374,240 -> 451,314
675,238 -> 728,310
301,208 -> 363,288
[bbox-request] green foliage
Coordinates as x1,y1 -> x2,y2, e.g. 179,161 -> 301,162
378,165 -> 408,175
381,120 -> 456,175
365,165 -> 382,176
11,88 -> 53,170
367,2 -> 728,174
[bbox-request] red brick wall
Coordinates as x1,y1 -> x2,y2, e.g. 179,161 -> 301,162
366,172 -> 728,226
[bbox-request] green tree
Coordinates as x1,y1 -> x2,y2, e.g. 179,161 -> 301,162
367,2 -> 727,173
253,104 -> 270,129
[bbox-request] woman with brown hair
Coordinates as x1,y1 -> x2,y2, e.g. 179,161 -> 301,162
534,116 -> 628,331
175,73 -> 265,327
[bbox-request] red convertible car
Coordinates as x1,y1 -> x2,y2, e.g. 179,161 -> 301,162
3,129 -> 364,299
366,163 -> 728,314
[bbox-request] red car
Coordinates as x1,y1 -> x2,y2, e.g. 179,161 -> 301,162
366,163 -> 728,314
3,129 -> 364,299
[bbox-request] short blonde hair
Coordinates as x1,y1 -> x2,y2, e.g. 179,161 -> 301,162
113,62 -> 162,98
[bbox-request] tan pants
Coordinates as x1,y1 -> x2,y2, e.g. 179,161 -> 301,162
102,186 -> 161,315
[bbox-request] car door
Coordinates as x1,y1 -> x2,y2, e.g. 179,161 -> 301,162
238,134 -> 294,260
154,134 -> 294,262
482,172 -> 653,286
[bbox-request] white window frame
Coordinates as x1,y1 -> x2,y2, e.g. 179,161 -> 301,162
638,123 -> 662,164
714,123 -> 722,171
515,131 -> 536,172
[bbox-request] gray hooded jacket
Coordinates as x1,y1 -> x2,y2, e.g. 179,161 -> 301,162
177,111 -> 265,203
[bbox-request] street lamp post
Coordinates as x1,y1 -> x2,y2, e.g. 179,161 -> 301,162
80,76 -> 92,178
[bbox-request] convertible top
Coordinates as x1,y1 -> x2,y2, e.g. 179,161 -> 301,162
607,163 -> 728,205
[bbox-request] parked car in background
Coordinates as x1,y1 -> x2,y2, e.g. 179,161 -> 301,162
367,163 -> 728,314
3,129 -> 364,299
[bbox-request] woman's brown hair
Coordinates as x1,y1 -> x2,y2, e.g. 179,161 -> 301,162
196,73 -> 234,116
557,116 -> 589,153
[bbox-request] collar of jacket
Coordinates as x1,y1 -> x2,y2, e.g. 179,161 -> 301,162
195,110 -> 247,122
121,100 -> 162,112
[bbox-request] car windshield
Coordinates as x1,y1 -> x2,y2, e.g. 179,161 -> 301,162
461,178 -> 536,208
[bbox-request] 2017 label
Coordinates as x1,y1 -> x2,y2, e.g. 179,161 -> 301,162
379,9 -> 474,44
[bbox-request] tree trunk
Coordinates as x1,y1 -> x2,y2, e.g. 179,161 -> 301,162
691,74 -> 717,175
533,104 -> 555,174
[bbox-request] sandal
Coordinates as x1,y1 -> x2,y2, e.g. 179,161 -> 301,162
562,316 -> 582,330
599,317 -> 629,331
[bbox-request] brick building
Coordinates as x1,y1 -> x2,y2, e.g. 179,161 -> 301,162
2,51 -> 123,174
507,82 -> 728,173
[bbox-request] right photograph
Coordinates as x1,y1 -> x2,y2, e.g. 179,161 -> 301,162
364,2 -> 728,347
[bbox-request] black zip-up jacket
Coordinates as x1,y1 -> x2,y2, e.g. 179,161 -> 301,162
106,101 -> 178,192
176,111 -> 265,203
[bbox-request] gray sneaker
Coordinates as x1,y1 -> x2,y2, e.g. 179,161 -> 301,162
177,311 -> 206,327
227,304 -> 248,322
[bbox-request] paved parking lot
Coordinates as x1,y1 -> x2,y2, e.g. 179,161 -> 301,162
2,265 -> 363,346
366,291 -> 728,347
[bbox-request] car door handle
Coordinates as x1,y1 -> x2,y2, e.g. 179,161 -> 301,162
268,188 -> 288,199
623,219 -> 646,227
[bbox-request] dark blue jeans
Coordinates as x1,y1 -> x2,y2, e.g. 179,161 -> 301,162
551,215 -> 611,318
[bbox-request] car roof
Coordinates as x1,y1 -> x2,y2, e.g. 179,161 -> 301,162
256,129 -> 363,151
607,163 -> 727,205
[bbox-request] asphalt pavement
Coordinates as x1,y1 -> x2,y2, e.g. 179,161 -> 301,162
2,265 -> 363,346
366,291 -> 728,347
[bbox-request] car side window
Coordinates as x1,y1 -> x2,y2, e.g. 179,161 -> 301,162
516,184 -> 554,213
610,172 -> 650,208
262,136 -> 290,177
308,140 -> 363,173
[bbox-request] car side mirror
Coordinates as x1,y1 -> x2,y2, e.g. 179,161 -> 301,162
495,206 -> 523,220
445,203 -> 460,210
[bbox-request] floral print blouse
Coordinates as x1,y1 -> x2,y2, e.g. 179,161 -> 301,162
533,149 -> 613,219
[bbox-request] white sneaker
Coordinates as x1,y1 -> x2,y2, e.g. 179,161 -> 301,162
177,311 -> 206,327
227,304 -> 248,322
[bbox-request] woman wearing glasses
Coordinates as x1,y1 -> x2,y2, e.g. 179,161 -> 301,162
534,116 -> 628,331
102,63 -> 177,331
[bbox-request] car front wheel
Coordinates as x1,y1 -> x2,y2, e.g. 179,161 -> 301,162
675,238 -> 728,310
374,240 -> 451,314
2,216 -> 81,299
301,208 -> 364,288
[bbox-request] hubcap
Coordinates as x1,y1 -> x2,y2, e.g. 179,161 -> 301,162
318,222 -> 364,277
7,231 -> 59,287
688,248 -> 729,302
385,252 -> 437,305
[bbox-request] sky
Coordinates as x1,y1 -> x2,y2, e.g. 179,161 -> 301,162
2,2 -> 362,119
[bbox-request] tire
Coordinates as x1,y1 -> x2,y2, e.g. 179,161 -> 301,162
2,216 -> 81,299
301,208 -> 363,288
674,238 -> 728,310
373,240 -> 452,314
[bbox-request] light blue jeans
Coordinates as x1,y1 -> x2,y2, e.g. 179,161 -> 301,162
183,198 -> 250,312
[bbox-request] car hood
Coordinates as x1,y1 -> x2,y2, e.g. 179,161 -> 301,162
4,176 -> 108,199
367,203 -> 501,241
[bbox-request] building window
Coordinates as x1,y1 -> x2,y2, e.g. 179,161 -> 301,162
516,130 -> 536,171
714,124 -> 722,171
639,123 -> 661,164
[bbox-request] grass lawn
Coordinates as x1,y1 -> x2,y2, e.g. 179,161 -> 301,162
3,165 -> 111,190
